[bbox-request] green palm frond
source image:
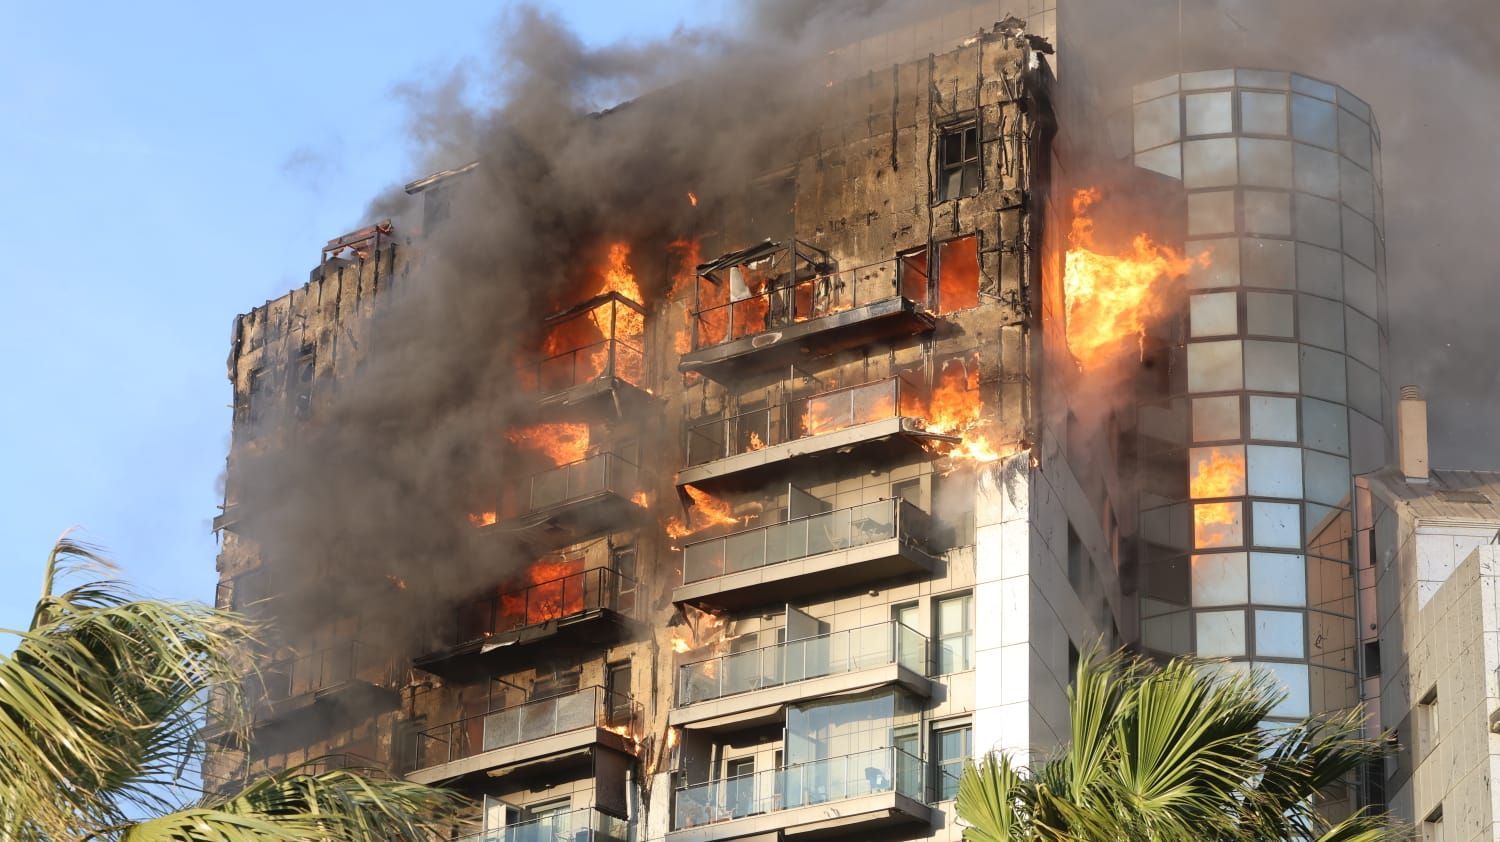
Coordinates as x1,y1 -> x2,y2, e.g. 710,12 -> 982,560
955,650 -> 1408,842
0,537 -> 459,841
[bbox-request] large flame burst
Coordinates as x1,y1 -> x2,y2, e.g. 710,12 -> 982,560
1063,188 -> 1204,367
665,485 -> 748,540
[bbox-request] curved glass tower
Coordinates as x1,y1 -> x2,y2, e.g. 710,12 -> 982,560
1131,69 -> 1388,722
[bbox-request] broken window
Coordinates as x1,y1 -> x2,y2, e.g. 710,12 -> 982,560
242,367 -> 269,432
936,235 -> 980,314
938,122 -> 980,201
898,247 -> 930,306
292,344 -> 315,419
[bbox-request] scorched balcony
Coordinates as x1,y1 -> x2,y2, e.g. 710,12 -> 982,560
679,243 -> 936,382
407,686 -> 640,785
673,498 -> 940,609
491,451 -> 645,548
521,293 -> 656,419
202,641 -> 397,743
416,567 -> 638,677
677,375 -> 955,491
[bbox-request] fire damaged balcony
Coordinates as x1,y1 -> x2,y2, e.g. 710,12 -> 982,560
202,641 -> 398,743
669,746 -> 932,842
672,621 -> 930,730
673,499 -> 940,609
678,375 -> 957,491
407,686 -> 640,786
520,293 -> 656,419
484,451 -> 646,548
679,243 -> 936,382
415,565 -> 638,677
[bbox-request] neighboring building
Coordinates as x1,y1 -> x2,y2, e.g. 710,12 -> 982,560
1358,388 -> 1500,840
205,6 -> 1410,842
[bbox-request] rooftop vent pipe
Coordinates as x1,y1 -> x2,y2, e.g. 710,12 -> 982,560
1398,385 -> 1429,483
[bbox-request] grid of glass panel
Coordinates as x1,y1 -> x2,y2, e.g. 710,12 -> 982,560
1132,70 -> 1385,719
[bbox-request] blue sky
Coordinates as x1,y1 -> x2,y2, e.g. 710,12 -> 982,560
0,2 -> 726,635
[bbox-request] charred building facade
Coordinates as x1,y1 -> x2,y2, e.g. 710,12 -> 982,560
207,5 -> 1396,841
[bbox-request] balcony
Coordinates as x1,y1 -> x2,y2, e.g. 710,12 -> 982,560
669,747 -> 931,841
672,622 -> 930,730
490,452 -> 645,548
674,499 -> 940,609
679,245 -> 936,382
678,376 -> 956,491
201,751 -> 382,796
457,808 -> 629,842
408,687 -> 641,785
202,642 -> 397,743
416,567 -> 638,677
521,293 -> 656,419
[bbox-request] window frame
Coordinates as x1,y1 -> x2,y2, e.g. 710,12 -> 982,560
937,121 -> 981,201
933,592 -> 975,674
930,719 -> 973,801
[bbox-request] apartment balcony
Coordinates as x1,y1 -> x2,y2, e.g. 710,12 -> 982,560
201,751 -> 382,796
673,499 -> 940,609
407,687 -> 641,785
202,642 -> 397,743
672,622 -> 930,731
679,246 -> 936,383
415,567 -> 638,678
669,747 -> 931,842
489,452 -> 645,548
456,808 -> 629,842
677,376 -> 956,491
521,293 -> 657,420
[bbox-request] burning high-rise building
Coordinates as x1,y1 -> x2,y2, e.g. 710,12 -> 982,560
205,2 -> 1407,839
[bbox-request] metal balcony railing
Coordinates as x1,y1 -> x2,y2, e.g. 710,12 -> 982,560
681,498 -> 933,586
684,374 -> 927,466
446,567 -> 638,646
672,746 -> 927,830
524,338 -> 646,395
202,752 -> 382,793
691,254 -> 928,350
455,808 -> 629,842
412,686 -> 640,773
207,641 -> 390,728
677,621 -> 928,706
505,452 -> 640,518
215,569 -> 271,613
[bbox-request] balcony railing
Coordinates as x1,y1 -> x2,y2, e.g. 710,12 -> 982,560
445,567 -> 638,645
672,746 -> 926,830
523,338 -> 645,396
413,686 -> 640,773
681,498 -> 933,586
504,452 -> 640,519
691,255 -> 928,351
456,808 -> 629,842
678,621 -> 927,706
684,374 -> 926,467
247,641 -> 387,707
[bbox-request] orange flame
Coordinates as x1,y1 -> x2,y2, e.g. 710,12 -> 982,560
920,358 -> 1011,463
507,422 -> 589,466
747,431 -> 766,451
1189,447 -> 1246,499
1190,447 -> 1245,548
1063,188 -> 1204,367
468,511 -> 498,528
631,491 -> 650,508
495,554 -> 586,628
687,192 -> 698,207
664,485 -> 747,539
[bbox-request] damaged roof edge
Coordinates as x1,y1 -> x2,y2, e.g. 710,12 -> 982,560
404,161 -> 479,195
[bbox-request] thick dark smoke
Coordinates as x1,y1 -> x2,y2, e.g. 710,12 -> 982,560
1064,0 -> 1500,469
236,0 -> 991,642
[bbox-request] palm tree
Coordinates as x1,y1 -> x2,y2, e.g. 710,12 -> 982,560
0,536 -> 461,840
956,650 -> 1402,842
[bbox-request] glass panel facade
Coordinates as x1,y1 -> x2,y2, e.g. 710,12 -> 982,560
1131,69 -> 1381,722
